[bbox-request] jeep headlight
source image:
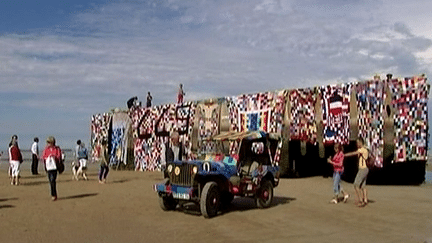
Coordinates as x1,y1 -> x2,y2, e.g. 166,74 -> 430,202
192,166 -> 198,174
203,162 -> 211,172
167,164 -> 173,173
174,166 -> 180,176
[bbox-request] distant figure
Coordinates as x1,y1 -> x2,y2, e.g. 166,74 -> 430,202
177,83 -> 185,104
42,136 -> 62,201
8,135 -> 18,178
127,96 -> 138,109
146,92 -> 152,108
8,135 -> 23,185
73,140 -> 88,180
327,143 -> 349,204
31,137 -> 40,175
345,138 -> 369,207
98,140 -> 109,184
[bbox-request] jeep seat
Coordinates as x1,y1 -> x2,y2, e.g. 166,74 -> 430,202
241,161 -> 259,176
229,175 -> 241,186
230,161 -> 259,187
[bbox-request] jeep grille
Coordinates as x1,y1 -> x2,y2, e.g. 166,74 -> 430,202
169,163 -> 194,186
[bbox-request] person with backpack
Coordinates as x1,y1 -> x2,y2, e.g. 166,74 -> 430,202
42,136 -> 63,201
344,137 -> 369,207
327,143 -> 349,204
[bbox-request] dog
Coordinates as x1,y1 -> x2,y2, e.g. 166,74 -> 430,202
72,159 -> 88,181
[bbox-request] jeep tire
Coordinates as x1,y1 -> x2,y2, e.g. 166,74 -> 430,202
200,181 -> 220,218
159,195 -> 177,211
256,180 -> 273,208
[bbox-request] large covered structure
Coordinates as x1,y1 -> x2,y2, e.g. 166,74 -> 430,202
90,74 -> 429,184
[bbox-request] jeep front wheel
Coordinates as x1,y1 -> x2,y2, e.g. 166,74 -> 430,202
200,181 -> 220,218
159,195 -> 177,211
256,180 -> 273,208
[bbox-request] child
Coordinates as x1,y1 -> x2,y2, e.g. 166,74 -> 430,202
344,138 -> 369,207
327,143 -> 349,204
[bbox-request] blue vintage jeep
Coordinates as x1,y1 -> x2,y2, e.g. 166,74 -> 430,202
154,131 -> 281,218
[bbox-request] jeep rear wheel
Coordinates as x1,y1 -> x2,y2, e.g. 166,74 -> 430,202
159,195 -> 177,211
256,180 -> 273,208
200,181 -> 220,218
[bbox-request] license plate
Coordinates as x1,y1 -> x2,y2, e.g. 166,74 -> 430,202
172,192 -> 190,200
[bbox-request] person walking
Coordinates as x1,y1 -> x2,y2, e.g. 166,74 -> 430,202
327,143 -> 349,204
345,138 -> 369,207
98,140 -> 110,184
177,83 -> 185,104
75,140 -> 88,180
42,136 -> 62,201
146,92 -> 152,108
8,135 -> 23,185
31,137 -> 40,175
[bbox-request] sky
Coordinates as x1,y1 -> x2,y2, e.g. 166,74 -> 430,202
0,0 -> 431,151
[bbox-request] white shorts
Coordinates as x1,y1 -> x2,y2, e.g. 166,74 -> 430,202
79,159 -> 87,169
10,160 -> 20,177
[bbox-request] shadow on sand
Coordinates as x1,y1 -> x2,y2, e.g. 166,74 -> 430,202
0,205 -> 15,209
0,197 -> 18,202
176,196 -> 296,217
19,174 -> 46,179
110,179 -> 131,184
21,181 -> 48,186
59,193 -> 98,200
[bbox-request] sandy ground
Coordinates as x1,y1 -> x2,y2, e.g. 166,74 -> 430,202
0,161 -> 431,243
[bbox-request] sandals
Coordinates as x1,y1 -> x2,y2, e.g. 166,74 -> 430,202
355,199 -> 368,207
343,194 -> 349,203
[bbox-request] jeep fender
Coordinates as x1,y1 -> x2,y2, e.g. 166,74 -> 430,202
262,173 -> 276,187
195,174 -> 230,196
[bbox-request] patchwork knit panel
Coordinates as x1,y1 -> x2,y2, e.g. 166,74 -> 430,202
355,80 -> 386,167
321,84 -> 351,145
109,112 -> 131,166
225,92 -> 285,164
129,107 -> 153,170
176,102 -> 196,160
289,88 -> 317,143
197,102 -> 220,154
90,113 -> 112,161
272,90 -> 288,134
128,103 -> 196,171
389,77 -> 429,162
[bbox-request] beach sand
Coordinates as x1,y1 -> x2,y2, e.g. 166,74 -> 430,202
0,161 -> 431,243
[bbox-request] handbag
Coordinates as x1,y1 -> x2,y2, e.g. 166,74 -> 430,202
56,159 -> 65,174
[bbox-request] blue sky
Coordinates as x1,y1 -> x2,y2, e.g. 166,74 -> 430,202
0,0 -> 431,151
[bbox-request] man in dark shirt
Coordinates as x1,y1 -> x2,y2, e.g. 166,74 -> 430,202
161,131 -> 186,168
146,92 -> 152,108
